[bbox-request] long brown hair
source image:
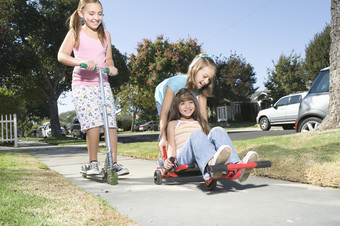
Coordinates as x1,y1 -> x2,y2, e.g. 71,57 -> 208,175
185,54 -> 216,98
166,88 -> 210,136
68,0 -> 106,47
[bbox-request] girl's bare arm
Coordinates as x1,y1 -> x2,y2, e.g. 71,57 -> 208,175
198,94 -> 208,121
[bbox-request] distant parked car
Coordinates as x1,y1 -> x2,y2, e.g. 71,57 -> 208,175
133,121 -> 145,131
37,126 -> 44,138
70,116 -> 105,139
256,92 -> 308,131
71,117 -> 85,139
60,127 -> 66,136
295,67 -> 329,132
43,122 -> 51,137
139,121 -> 159,131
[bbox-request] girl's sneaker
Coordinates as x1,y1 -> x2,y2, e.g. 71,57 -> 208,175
113,163 -> 130,176
87,161 -> 100,175
238,151 -> 258,182
210,145 -> 232,179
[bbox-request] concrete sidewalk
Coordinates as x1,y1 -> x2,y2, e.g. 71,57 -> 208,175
3,141 -> 340,226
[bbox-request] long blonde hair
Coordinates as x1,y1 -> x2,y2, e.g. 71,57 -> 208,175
185,54 -> 216,98
166,88 -> 210,136
68,0 -> 106,47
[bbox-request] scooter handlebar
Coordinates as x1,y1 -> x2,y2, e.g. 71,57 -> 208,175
80,63 -> 110,74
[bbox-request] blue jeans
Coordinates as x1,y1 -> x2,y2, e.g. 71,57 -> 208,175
177,127 -> 240,180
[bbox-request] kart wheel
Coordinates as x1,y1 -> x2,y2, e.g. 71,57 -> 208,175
107,169 -> 118,185
206,180 -> 217,191
154,170 -> 162,185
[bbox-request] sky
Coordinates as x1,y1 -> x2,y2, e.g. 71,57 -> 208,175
58,0 -> 331,114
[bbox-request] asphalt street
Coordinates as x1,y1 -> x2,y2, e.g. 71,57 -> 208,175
3,139 -> 340,226
117,127 -> 296,143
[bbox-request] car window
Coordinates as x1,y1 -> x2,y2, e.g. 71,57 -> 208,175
309,70 -> 330,94
289,95 -> 301,104
276,97 -> 289,107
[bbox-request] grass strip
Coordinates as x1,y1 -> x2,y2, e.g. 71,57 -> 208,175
116,129 -> 340,188
0,151 -> 136,225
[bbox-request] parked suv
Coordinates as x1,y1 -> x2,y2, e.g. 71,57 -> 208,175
256,92 -> 307,131
295,67 -> 330,132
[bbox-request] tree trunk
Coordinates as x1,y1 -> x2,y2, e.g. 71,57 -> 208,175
130,111 -> 137,132
49,96 -> 62,137
318,0 -> 340,131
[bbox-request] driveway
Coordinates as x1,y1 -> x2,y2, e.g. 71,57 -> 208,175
9,141 -> 339,226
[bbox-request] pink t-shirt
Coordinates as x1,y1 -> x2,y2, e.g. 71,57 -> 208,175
72,29 -> 109,89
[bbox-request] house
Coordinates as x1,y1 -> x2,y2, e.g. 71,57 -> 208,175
215,90 -> 272,122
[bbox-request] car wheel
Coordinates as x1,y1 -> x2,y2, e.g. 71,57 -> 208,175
297,117 -> 322,132
259,117 -> 271,131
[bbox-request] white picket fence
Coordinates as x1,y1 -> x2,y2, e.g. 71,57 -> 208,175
1,114 -> 18,147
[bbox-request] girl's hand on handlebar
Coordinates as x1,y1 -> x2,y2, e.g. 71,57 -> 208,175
81,60 -> 96,71
107,65 -> 118,76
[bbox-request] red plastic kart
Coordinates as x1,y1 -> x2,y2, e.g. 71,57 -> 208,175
154,147 -> 271,191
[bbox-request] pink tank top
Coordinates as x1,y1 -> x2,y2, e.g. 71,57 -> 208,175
175,120 -> 202,153
72,29 -> 109,89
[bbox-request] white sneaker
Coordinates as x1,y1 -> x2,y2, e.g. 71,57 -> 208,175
113,163 -> 130,176
238,151 -> 258,182
210,145 -> 232,179
86,161 -> 100,175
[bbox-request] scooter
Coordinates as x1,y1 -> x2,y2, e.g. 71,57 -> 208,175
79,63 -> 118,185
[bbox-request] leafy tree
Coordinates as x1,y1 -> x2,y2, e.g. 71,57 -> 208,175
265,51 -> 307,102
0,88 -> 25,115
116,84 -> 151,131
1,0 -> 128,137
214,53 -> 257,101
0,0 -> 78,136
59,110 -> 76,128
0,0 -> 17,83
127,35 -> 201,120
109,46 -> 130,95
303,25 -> 331,86
318,1 -> 340,131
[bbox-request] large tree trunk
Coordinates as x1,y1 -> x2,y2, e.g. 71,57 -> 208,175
49,96 -> 62,137
318,0 -> 340,131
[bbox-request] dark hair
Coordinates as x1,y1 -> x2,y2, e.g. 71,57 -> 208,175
68,0 -> 106,47
165,88 -> 210,136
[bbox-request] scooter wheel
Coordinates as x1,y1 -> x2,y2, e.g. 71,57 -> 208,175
206,180 -> 217,191
107,169 -> 118,185
81,165 -> 88,178
154,170 -> 162,185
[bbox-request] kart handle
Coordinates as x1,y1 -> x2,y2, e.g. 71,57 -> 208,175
80,63 -> 110,74
207,161 -> 272,173
164,157 -> 176,175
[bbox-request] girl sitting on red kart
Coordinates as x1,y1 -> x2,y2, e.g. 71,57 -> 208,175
164,88 -> 258,182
